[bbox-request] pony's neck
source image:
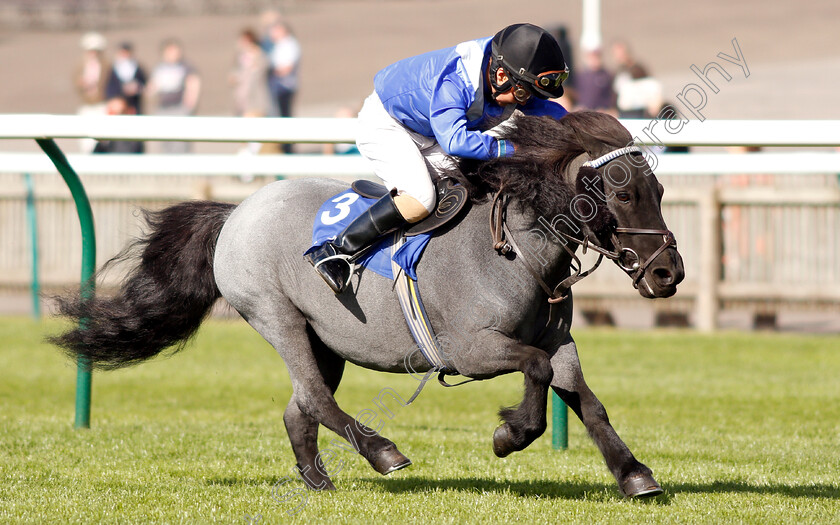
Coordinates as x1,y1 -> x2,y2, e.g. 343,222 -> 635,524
501,150 -> 590,285
500,199 -> 578,298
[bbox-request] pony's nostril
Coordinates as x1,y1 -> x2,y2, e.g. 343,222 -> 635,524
652,267 -> 674,286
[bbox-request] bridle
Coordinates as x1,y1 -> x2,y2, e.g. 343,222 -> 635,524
490,145 -> 677,304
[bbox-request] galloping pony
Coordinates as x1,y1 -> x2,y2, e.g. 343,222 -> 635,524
51,111 -> 684,498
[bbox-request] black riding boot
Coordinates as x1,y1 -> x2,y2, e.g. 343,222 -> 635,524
309,192 -> 407,294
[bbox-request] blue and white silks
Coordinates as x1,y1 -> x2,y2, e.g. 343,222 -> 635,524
374,37 -> 568,160
305,190 -> 432,281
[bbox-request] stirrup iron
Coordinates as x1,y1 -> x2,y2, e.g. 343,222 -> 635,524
313,253 -> 356,290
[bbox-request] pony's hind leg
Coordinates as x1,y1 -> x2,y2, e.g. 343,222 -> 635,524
253,304 -> 411,483
283,396 -> 333,490
282,326 -> 346,490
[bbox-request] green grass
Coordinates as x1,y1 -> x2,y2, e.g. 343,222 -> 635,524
1,317 -> 838,524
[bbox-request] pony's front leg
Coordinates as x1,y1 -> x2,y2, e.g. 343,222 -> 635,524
450,332 -> 554,457
550,335 -> 663,498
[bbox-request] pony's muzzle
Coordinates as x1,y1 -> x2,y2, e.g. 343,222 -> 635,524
644,248 -> 685,298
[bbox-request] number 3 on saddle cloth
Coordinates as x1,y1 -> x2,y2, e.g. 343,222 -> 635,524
304,178 -> 468,281
304,178 -> 469,382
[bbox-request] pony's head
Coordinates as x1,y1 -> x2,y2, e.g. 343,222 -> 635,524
454,110 -> 684,299
559,111 -> 684,298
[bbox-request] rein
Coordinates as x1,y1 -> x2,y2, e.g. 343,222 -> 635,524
489,146 -> 677,304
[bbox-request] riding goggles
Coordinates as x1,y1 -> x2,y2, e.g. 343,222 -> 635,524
511,67 -> 570,99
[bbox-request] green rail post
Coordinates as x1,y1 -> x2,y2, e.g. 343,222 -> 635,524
24,173 -> 41,319
36,139 -> 96,429
552,390 -> 568,450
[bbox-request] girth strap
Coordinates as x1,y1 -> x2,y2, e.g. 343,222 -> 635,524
391,233 -> 480,403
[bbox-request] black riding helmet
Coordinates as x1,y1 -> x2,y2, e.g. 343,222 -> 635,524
490,23 -> 569,100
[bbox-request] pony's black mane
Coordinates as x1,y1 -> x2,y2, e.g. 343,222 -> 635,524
447,110 -> 632,219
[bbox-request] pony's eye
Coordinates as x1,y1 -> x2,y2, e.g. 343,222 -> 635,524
616,191 -> 632,203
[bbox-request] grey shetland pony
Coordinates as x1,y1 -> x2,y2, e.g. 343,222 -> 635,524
51,111 -> 684,498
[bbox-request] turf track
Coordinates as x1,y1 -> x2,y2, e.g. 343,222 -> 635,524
1,318 -> 838,523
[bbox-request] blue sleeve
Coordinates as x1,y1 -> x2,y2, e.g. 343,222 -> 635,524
522,98 -> 569,120
429,77 -> 510,160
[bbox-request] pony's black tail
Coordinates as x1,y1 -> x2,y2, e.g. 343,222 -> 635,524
49,201 -> 236,370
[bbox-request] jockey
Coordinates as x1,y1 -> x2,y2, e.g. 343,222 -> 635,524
310,23 -> 570,293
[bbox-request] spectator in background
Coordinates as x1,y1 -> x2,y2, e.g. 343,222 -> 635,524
74,32 -> 109,153
231,29 -> 271,118
571,47 -> 616,113
93,96 -> 144,154
611,40 -> 662,118
231,28 -> 272,155
268,21 -> 301,153
611,40 -> 647,83
147,38 -> 202,153
105,41 -> 147,115
258,9 -> 283,54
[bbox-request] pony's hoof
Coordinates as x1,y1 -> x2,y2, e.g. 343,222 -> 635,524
312,479 -> 337,491
492,424 -> 515,458
371,447 -> 412,475
620,473 -> 663,498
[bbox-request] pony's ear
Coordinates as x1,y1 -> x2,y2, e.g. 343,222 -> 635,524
575,166 -> 616,240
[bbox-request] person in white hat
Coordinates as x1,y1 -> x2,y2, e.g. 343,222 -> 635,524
74,32 -> 109,153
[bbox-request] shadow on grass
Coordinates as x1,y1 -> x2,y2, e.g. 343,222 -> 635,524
668,480 -> 840,499
205,473 -> 839,502
360,476 -> 840,502
206,476 -> 281,487
360,477 -> 641,502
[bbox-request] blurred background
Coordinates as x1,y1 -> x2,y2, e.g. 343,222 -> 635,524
0,0 -> 839,330
2,0 -> 840,124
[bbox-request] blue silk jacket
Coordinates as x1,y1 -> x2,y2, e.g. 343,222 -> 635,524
374,36 -> 568,160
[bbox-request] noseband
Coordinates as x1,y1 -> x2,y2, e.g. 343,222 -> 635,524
490,145 -> 677,303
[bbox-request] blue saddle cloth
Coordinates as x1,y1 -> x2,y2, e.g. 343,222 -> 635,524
304,190 -> 432,280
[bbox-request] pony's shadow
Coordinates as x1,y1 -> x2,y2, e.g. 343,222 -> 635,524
360,476 -> 840,503
361,476 -> 648,502
667,480 -> 839,499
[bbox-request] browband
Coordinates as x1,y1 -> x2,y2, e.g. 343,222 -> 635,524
582,146 -> 643,169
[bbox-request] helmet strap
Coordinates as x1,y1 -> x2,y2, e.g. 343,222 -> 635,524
488,57 -> 513,101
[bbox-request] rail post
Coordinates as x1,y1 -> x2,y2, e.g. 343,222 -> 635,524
36,139 -> 96,429
24,173 -> 41,319
696,187 -> 721,331
551,390 -> 569,450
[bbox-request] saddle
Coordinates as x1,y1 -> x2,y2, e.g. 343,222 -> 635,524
351,177 -> 469,235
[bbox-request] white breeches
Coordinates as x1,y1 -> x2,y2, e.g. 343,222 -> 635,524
355,91 -> 455,213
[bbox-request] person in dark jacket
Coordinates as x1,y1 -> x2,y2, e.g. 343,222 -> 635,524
105,41 -> 147,116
